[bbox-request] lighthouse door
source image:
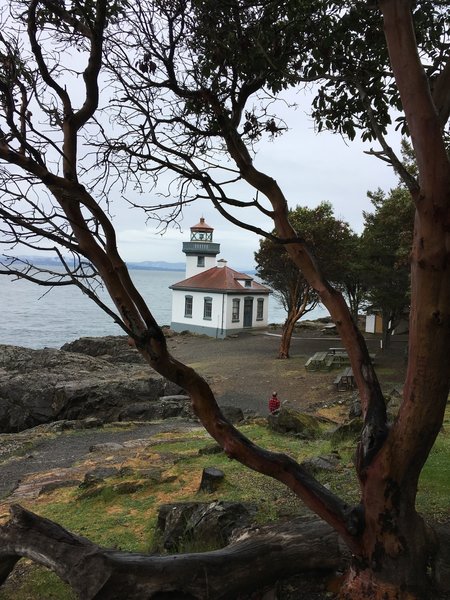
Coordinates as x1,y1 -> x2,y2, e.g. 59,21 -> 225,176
243,297 -> 253,328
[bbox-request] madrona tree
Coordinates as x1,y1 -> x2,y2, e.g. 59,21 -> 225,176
255,202 -> 355,359
0,1 -> 448,599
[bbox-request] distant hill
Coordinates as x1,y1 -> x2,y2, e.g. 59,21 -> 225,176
8,256 -> 257,274
127,261 -> 185,271
11,255 -> 63,267
9,256 -> 185,272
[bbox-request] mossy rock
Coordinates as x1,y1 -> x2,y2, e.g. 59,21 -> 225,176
267,408 -> 321,438
330,418 -> 363,444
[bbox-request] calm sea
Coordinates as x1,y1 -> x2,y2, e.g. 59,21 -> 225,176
0,269 -> 327,349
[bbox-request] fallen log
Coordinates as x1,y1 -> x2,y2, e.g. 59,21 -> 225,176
0,504 -> 349,599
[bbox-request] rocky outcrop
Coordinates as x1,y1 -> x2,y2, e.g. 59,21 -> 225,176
267,408 -> 321,438
61,336 -> 145,364
220,405 -> 244,423
117,395 -> 193,422
329,417 -> 363,444
0,340 -> 187,433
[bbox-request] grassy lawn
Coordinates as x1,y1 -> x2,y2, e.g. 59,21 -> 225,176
1,409 -> 449,599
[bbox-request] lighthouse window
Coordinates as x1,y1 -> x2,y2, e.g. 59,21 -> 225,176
232,299 -> 240,322
184,296 -> 193,318
197,256 -> 205,267
256,298 -> 264,320
203,297 -> 212,320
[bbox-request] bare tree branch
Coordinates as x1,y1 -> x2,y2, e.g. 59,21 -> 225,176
354,80 -> 420,195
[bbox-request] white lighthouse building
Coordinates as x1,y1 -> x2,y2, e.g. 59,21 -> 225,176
170,218 -> 271,338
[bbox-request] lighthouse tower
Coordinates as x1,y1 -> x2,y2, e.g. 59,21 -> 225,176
182,217 -> 220,278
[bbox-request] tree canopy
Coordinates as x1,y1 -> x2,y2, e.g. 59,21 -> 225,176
362,186 -> 414,348
255,202 -> 355,358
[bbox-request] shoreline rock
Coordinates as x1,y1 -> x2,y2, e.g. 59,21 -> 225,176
0,338 -> 186,433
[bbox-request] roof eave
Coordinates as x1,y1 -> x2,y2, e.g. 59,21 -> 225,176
170,285 -> 271,294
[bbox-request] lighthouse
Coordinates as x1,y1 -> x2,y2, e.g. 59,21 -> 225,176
170,218 -> 271,338
182,217 -> 220,278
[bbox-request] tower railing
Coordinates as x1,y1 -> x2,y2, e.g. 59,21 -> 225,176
183,242 -> 220,254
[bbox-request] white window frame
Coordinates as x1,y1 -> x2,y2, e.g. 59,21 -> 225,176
256,298 -> 264,321
184,295 -> 193,318
232,298 -> 240,322
203,296 -> 212,320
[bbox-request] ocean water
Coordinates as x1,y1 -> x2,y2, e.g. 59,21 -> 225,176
0,269 -> 327,349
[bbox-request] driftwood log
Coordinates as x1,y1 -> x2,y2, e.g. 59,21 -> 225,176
0,504 -> 349,599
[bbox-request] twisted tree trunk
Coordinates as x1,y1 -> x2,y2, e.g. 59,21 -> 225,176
0,505 -> 348,599
278,312 -> 297,358
336,1 -> 450,597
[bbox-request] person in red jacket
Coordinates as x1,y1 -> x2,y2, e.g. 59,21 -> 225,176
268,391 -> 281,414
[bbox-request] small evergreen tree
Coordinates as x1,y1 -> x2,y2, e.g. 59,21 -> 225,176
362,187 -> 414,349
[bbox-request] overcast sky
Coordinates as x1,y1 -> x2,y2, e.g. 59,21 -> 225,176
0,6 -> 401,274
114,99 -> 400,271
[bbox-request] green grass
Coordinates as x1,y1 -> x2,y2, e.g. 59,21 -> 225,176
0,564 -> 76,600
37,486 -> 158,552
1,416 -> 450,598
417,425 -> 450,520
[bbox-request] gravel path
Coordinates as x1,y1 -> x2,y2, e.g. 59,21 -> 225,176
0,420 -> 197,500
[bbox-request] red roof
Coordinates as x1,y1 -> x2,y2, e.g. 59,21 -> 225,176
191,217 -> 214,231
170,265 -> 271,294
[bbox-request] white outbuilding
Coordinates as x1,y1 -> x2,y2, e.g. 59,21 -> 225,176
170,218 -> 271,338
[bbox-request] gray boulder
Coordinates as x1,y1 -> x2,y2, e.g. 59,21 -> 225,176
81,467 -> 120,487
301,453 -> 341,474
198,467 -> 225,493
267,408 -> 321,438
385,389 -> 402,423
61,335 -> 144,364
0,343 -> 185,433
330,418 -> 363,444
220,405 -> 244,423
118,395 -> 193,422
348,396 -> 362,419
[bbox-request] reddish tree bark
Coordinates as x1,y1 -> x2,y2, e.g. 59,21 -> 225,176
278,313 -> 297,359
203,3 -> 449,597
278,290 -> 310,359
336,1 -> 450,597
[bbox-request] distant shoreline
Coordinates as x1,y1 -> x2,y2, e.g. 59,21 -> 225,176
128,265 -> 184,271
7,256 -> 256,274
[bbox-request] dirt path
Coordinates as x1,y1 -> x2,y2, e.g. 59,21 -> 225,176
167,328 -> 405,414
